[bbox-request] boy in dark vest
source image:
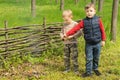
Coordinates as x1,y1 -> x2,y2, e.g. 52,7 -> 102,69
64,3 -> 106,77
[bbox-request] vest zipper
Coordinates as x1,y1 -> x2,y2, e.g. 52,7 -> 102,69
91,19 -> 94,37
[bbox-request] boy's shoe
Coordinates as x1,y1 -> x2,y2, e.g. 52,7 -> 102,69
63,69 -> 70,73
81,72 -> 92,78
93,70 -> 101,76
74,71 -> 80,76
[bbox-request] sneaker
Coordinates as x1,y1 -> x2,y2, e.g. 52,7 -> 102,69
93,70 -> 101,76
74,71 -> 80,76
63,69 -> 70,73
82,72 -> 92,78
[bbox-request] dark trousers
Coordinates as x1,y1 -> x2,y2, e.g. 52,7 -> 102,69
85,42 -> 101,74
64,43 -> 79,72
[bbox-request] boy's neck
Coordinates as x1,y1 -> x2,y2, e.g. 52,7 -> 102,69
86,15 -> 96,19
65,19 -> 73,24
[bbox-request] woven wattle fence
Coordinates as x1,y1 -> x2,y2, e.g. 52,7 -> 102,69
0,19 -> 64,58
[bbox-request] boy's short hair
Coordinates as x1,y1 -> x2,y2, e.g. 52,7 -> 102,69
62,10 -> 73,18
85,3 -> 96,10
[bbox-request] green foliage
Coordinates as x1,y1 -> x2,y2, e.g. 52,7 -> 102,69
22,53 -> 45,64
47,40 -> 63,56
0,53 -> 23,69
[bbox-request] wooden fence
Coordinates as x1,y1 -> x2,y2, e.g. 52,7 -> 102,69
0,19 -> 64,58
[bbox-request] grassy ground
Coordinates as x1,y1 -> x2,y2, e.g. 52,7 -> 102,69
0,38 -> 120,80
0,0 -> 120,80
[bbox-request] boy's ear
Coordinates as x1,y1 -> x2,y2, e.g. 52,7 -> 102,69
94,9 -> 96,13
71,15 -> 73,19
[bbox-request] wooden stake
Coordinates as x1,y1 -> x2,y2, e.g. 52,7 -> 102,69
4,21 -> 9,54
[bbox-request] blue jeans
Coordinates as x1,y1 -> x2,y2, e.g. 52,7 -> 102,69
85,42 -> 101,74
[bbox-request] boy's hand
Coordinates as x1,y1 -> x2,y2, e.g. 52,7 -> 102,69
63,37 -> 68,41
101,41 -> 105,47
61,38 -> 64,41
68,36 -> 73,39
63,34 -> 67,40
63,36 -> 73,41
63,34 -> 73,41
60,33 -> 63,39
63,34 -> 67,37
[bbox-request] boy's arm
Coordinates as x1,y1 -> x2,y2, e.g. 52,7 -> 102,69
60,27 -> 69,41
60,27 -> 64,40
60,33 -> 64,38
99,19 -> 106,46
99,19 -> 106,41
72,22 -> 83,38
68,22 -> 83,39
72,29 -> 83,38
66,20 -> 84,36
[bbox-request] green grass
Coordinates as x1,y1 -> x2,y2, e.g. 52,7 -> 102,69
0,0 -> 120,34
0,39 -> 120,80
0,0 -> 120,80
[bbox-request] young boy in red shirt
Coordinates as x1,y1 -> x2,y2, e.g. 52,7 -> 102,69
64,3 -> 106,77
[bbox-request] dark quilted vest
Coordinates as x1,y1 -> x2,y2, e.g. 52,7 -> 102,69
83,16 -> 101,44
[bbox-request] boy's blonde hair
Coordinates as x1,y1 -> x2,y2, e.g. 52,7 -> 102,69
85,3 -> 96,10
62,10 -> 73,18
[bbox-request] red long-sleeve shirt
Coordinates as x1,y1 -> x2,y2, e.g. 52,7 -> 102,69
66,19 -> 106,41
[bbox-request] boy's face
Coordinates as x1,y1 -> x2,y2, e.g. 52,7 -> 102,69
85,7 -> 96,18
62,13 -> 72,23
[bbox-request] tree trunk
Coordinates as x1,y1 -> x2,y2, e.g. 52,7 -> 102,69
31,0 -> 36,17
60,0 -> 64,11
98,0 -> 104,12
111,0 -> 119,42
75,0 -> 79,5
55,0 -> 58,4
91,0 -> 96,4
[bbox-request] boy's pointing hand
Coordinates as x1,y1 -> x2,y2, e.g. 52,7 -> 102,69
63,34 -> 67,37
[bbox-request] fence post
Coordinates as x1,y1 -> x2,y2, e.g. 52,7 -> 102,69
43,17 -> 46,33
4,21 -> 9,55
